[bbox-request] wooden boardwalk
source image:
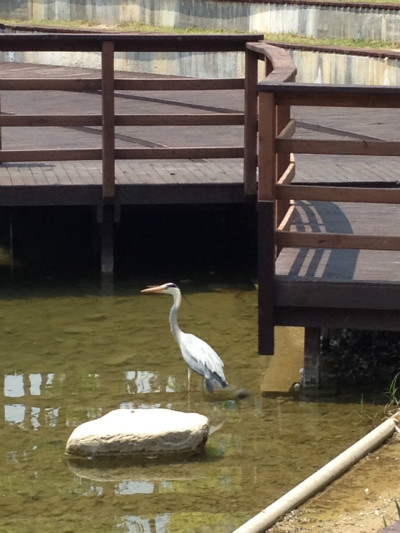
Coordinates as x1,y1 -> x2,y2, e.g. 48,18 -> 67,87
2,61 -> 400,361
0,61 -> 245,205
1,62 -> 399,206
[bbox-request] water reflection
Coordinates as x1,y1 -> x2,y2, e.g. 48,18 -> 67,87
3,368 -> 182,429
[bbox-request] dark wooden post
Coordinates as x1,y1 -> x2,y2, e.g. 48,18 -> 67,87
100,203 -> 114,278
258,200 -> 275,354
257,90 -> 277,354
244,48 -> 258,197
101,41 -> 115,276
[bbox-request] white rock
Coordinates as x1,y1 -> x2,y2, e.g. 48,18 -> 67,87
65,408 -> 209,458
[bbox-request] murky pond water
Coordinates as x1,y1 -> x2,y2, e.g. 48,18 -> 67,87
0,275 -> 385,533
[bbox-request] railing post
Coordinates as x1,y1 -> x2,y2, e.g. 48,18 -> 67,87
258,200 -> 275,354
101,41 -> 115,277
244,48 -> 259,196
102,40 -> 115,200
257,90 -> 277,354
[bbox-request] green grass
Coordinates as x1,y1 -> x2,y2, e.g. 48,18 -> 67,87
264,33 -> 399,50
1,17 -> 399,50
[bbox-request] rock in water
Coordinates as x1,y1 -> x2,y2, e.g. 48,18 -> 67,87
65,408 -> 209,458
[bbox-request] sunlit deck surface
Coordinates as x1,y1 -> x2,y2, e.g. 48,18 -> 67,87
0,61 -> 245,206
273,99 -> 400,332
275,200 -> 400,331
1,62 -> 399,206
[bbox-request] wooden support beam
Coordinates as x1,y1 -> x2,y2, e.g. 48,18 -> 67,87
276,183 -> 400,204
277,204 -> 296,231
244,49 -> 259,196
100,203 -> 114,277
114,78 -> 245,91
277,138 -> 400,157
114,146 -> 244,160
258,200 -> 275,355
277,157 -> 295,185
277,230 -> 400,251
303,327 -> 321,388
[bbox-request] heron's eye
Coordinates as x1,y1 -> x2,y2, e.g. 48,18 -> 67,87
166,282 -> 177,288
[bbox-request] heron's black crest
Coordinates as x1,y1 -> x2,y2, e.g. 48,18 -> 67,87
166,282 -> 178,289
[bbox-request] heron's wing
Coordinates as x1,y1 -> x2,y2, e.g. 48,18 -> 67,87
180,332 -> 225,380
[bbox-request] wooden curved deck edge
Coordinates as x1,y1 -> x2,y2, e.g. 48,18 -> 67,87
246,42 -> 297,83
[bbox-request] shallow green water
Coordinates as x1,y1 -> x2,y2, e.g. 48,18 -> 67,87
0,280 -> 382,533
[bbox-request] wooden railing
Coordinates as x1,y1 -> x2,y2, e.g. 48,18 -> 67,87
257,80 -> 400,353
241,42 -> 296,354
258,83 -> 400,250
0,32 -> 264,198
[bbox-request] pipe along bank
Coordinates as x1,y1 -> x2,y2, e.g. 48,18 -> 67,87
234,413 -> 400,533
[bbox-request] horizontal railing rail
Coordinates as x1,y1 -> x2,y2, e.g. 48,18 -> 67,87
0,32 -> 263,198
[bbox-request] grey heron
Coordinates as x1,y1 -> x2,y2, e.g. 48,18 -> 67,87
141,282 -> 228,393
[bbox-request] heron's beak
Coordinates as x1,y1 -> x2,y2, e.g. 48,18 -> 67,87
141,285 -> 165,294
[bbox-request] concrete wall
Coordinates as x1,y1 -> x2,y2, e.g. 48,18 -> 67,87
1,0 -> 400,43
0,47 -> 246,79
293,49 -> 400,85
1,44 -> 399,86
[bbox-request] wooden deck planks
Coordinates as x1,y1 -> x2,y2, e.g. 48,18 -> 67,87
2,62 -> 400,292
274,201 -> 400,330
276,201 -> 400,283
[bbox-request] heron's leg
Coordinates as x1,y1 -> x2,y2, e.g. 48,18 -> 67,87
187,368 -> 192,411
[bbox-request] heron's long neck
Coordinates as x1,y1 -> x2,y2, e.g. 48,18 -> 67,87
169,289 -> 183,342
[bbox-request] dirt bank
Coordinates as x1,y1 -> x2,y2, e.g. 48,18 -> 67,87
270,431 -> 400,533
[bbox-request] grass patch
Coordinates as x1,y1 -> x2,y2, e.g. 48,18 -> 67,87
0,17 -> 399,50
264,33 -> 400,50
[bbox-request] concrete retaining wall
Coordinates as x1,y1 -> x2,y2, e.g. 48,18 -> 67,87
1,0 -> 400,43
1,45 -> 399,85
0,48 -> 246,79
293,49 -> 400,85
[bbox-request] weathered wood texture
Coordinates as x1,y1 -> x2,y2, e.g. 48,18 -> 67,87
0,33 -> 264,52
274,201 -> 400,330
0,33 -> 277,201
257,77 -> 400,352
